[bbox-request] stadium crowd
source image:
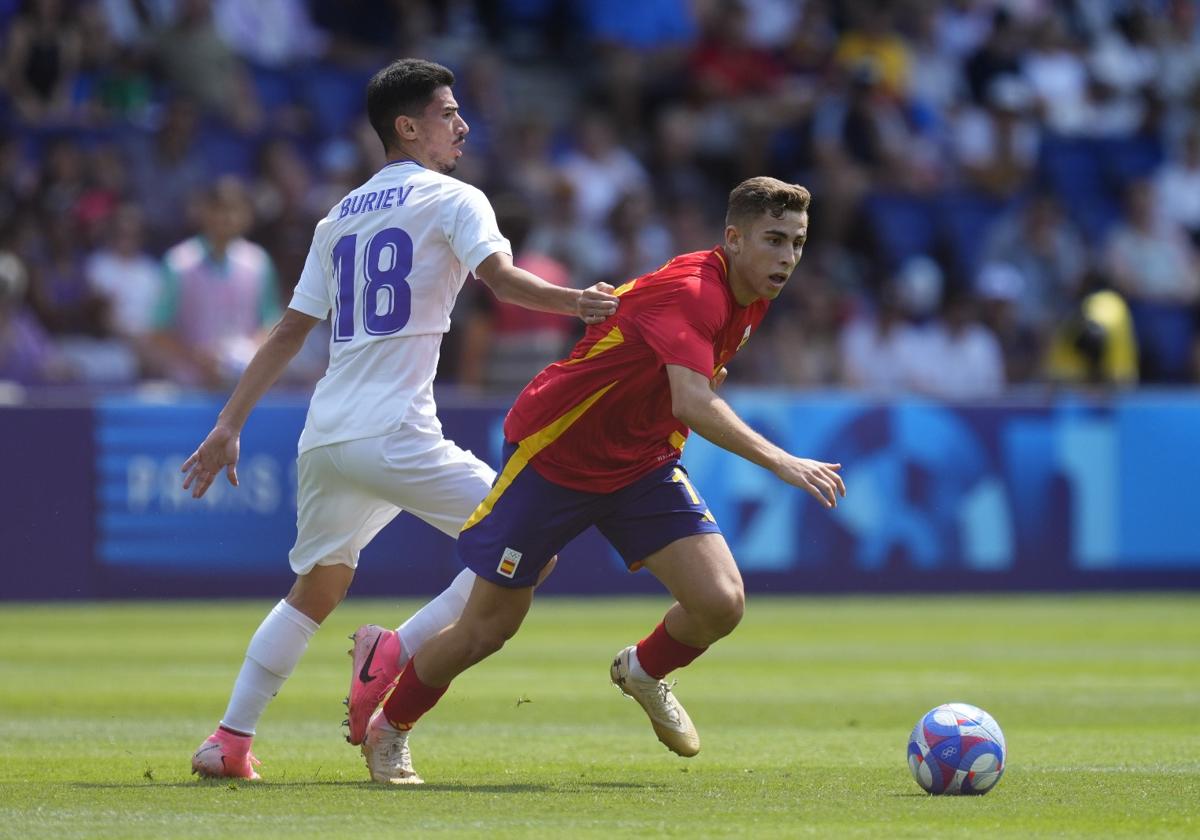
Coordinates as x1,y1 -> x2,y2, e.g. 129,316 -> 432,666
1,0 -> 1198,395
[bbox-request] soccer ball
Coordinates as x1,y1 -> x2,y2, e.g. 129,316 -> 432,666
907,702 -> 1006,795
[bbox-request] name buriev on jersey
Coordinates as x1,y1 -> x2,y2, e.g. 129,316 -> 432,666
338,185 -> 415,220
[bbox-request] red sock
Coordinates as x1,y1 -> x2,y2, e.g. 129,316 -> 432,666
635,621 -> 707,680
382,660 -> 448,728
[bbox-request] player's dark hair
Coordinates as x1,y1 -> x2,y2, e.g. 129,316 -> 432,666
366,58 -> 456,153
725,177 -> 811,227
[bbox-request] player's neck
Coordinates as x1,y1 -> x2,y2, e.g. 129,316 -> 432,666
386,145 -> 424,169
724,262 -> 758,307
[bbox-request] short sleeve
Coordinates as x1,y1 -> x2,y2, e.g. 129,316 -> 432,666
444,185 -> 511,273
638,278 -> 728,376
287,236 -> 330,319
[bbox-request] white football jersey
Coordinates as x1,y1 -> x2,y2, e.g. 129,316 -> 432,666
288,160 -> 510,453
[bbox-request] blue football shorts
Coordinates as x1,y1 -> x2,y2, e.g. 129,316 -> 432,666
457,442 -> 722,588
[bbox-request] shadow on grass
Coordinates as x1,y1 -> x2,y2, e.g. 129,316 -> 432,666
70,780 -> 657,793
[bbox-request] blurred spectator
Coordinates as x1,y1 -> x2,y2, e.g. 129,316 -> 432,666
74,144 -> 129,246
1156,0 -> 1200,147
150,177 -> 280,388
1087,8 -> 1159,139
913,287 -> 1005,400
982,191 -> 1087,334
737,0 -> 802,52
964,7 -> 1022,106
26,213 -> 103,337
0,247 -> 69,385
834,0 -> 912,100
603,188 -> 674,284
90,45 -> 154,124
35,136 -> 86,219
1045,270 -> 1138,388
457,197 -> 575,392
502,115 -> 564,212
811,62 -> 914,242
907,4 -> 967,120
155,0 -> 261,130
686,0 -> 800,178
0,133 -> 38,217
1154,125 -> 1200,245
576,0 -> 696,132
25,211 -> 139,383
84,204 -> 160,345
1104,179 -> 1200,382
933,0 -> 992,63
212,0 -> 325,68
250,137 -> 320,287
951,75 -> 1039,200
556,108 -> 649,228
1022,13 -> 1091,137
2,0 -> 82,123
838,257 -> 944,395
308,0 -> 401,67
127,99 -> 211,248
976,261 -> 1042,385
526,177 -> 617,288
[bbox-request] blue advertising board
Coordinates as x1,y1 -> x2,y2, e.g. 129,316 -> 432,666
2,390 -> 1198,599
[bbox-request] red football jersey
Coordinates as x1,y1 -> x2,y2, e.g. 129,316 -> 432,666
503,247 -> 769,492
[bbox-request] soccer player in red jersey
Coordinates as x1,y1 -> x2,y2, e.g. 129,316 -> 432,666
355,177 -> 845,780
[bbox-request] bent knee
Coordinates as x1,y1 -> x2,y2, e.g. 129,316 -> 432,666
466,626 -> 513,660
698,588 -> 745,638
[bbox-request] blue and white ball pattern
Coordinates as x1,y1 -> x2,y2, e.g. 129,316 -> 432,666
907,703 -> 1006,795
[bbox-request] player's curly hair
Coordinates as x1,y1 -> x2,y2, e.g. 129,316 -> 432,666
367,58 -> 456,153
725,177 -> 811,227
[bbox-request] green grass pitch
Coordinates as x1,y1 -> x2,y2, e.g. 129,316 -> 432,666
1,595 -> 1197,838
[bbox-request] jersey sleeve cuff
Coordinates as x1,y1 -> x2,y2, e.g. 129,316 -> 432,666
656,355 -> 715,378
288,291 -> 329,319
464,241 -> 511,274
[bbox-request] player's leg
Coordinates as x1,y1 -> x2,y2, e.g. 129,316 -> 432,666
342,430 -> 559,744
362,578 -> 534,784
599,464 -> 731,757
192,444 -> 398,778
339,429 -> 491,743
360,440 -> 592,782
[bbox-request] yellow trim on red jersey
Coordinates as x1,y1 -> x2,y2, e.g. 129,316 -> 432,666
563,326 -> 624,366
460,381 -> 619,531
614,278 -> 639,296
668,430 -> 687,451
713,248 -> 728,275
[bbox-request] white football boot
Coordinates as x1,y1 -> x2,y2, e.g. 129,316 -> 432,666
361,709 -> 424,784
610,645 -> 700,757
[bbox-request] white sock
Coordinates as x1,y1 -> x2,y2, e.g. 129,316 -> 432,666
627,647 -> 655,682
395,568 -> 476,667
220,599 -> 319,736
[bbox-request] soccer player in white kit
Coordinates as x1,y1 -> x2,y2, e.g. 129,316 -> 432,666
182,58 -> 618,781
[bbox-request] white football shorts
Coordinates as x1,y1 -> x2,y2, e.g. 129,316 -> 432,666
288,425 -> 497,575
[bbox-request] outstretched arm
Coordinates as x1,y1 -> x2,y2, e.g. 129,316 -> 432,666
474,251 -> 618,325
181,308 -> 321,498
667,364 -> 845,508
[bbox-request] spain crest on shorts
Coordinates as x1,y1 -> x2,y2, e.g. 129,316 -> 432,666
497,547 -> 522,578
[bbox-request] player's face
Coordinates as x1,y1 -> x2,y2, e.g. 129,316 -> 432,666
725,210 -> 808,305
406,86 -> 469,174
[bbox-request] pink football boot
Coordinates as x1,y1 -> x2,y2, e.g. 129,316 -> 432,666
191,728 -> 262,780
345,625 -> 404,745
